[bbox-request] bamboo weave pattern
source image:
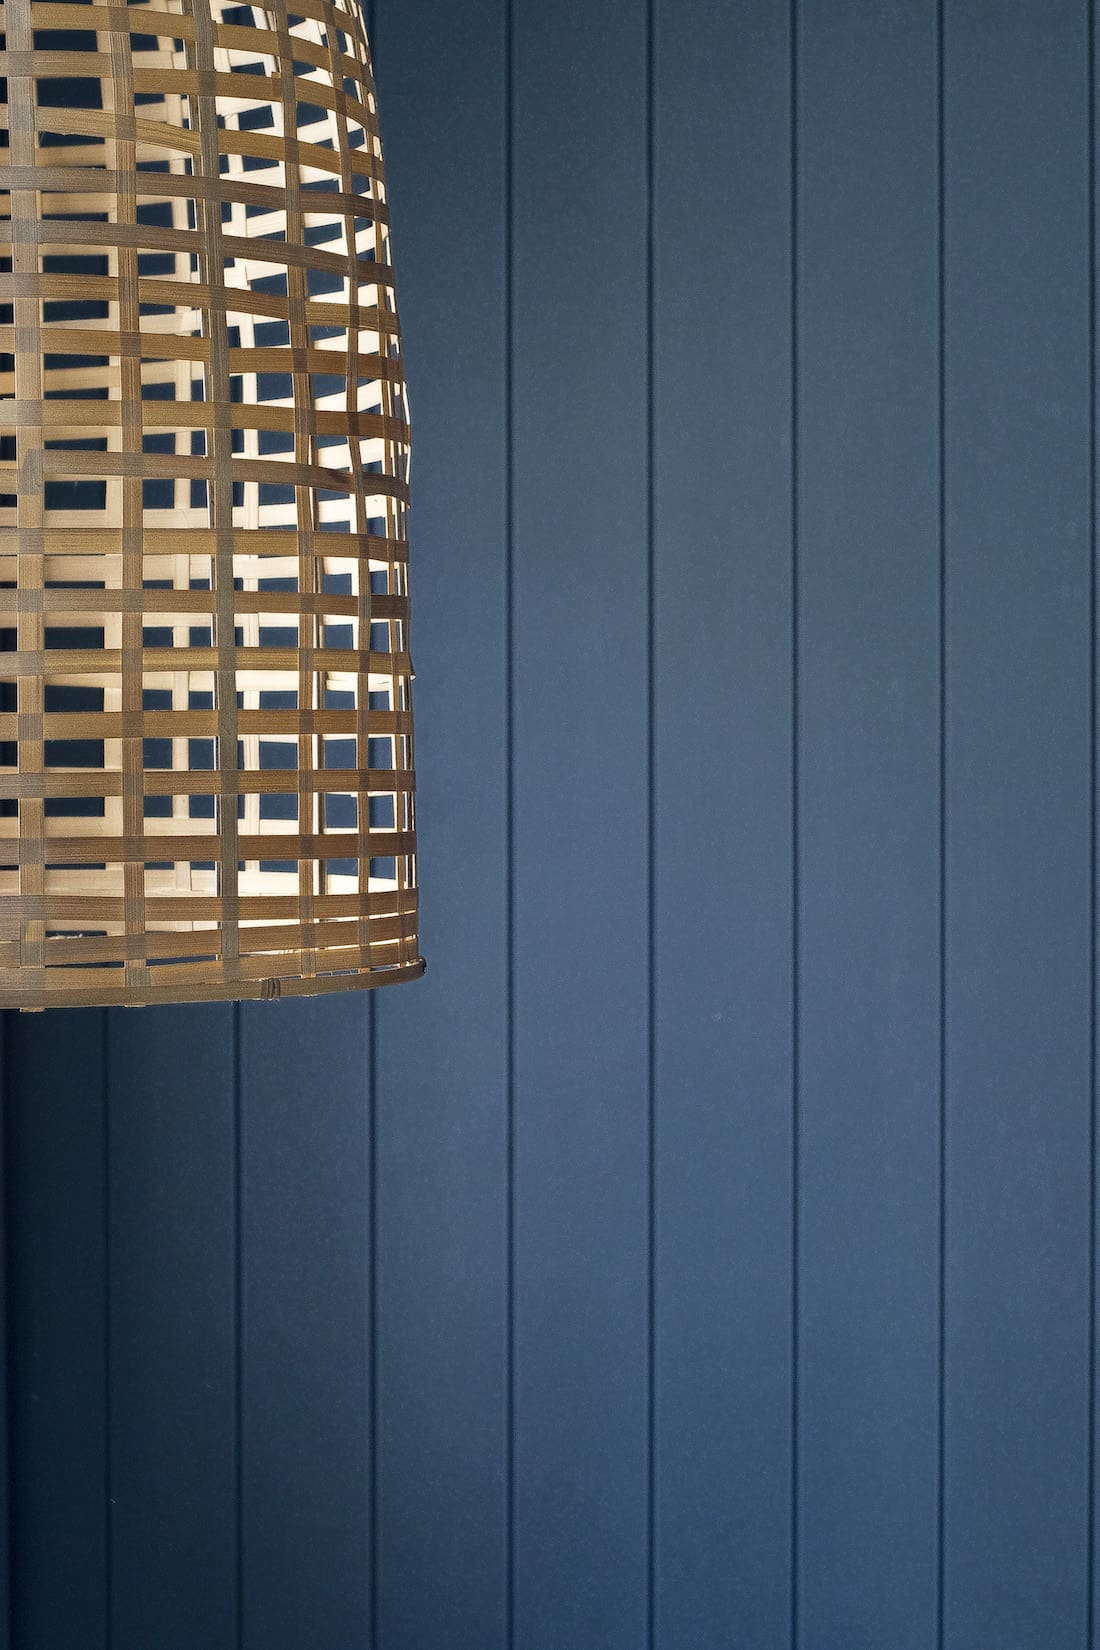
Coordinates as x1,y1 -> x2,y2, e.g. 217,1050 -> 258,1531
0,0 -> 422,1007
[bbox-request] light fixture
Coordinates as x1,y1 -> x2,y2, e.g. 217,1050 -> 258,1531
0,0 -> 423,1008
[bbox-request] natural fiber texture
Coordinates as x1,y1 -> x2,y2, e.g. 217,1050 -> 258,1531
0,0 -> 422,1007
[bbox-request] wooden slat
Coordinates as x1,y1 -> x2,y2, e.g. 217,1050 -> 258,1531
0,765 -> 414,797
0,956 -> 423,1009
0,708 -> 415,737
0,886 -> 417,921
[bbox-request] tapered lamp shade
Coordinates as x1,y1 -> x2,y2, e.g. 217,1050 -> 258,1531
0,0 -> 423,1007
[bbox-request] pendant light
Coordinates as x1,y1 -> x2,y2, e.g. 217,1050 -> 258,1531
0,0 -> 423,1007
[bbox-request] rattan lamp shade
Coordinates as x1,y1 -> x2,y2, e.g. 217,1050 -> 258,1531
0,0 -> 423,1008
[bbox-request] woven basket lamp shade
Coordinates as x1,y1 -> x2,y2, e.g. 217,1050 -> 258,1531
0,0 -> 424,1008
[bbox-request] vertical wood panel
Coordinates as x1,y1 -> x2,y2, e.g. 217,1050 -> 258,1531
1094,16 -> 1100,1648
944,2 -> 1093,1645
796,5 -> 942,1647
0,1016 -> 8,1650
4,1011 -> 108,1649
371,0 -> 511,1644
651,1 -> 793,1645
105,1005 -> 237,1650
238,996 -> 372,1650
511,1 -> 650,1645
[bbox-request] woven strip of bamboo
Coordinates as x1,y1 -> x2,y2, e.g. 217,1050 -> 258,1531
0,0 -> 422,1007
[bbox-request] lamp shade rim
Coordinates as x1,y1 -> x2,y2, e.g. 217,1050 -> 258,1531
1,955 -> 427,1013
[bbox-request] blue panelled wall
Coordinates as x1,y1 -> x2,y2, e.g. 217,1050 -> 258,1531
2,1 -> 1099,1646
